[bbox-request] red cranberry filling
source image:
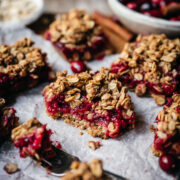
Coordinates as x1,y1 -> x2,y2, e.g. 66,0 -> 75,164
0,108 -> 17,143
45,94 -> 135,138
45,31 -> 107,61
14,125 -> 56,159
0,66 -> 51,97
111,62 -> 180,97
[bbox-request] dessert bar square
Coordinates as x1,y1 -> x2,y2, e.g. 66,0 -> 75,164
43,68 -> 135,139
0,38 -> 54,97
46,9 -> 112,62
151,93 -> 180,159
11,118 -> 56,160
0,98 -> 18,143
111,34 -> 180,105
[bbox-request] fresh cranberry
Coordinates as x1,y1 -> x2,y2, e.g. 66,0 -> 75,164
159,154 -> 176,173
71,61 -> 87,73
162,84 -> 175,95
142,9 -> 162,17
126,2 -> 138,10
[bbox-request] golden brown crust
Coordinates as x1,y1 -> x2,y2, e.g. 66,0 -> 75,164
11,118 -> 41,142
0,38 -> 48,77
49,9 -> 102,45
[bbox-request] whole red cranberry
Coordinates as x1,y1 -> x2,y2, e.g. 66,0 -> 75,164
159,154 -> 176,173
71,61 -> 87,73
126,2 -> 138,10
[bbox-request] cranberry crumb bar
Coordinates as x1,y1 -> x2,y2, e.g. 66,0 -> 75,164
151,94 -> 180,159
45,9 -> 112,62
111,34 -> 180,106
0,98 -> 18,143
61,159 -> 112,180
42,68 -> 135,139
11,118 -> 56,160
0,38 -> 54,97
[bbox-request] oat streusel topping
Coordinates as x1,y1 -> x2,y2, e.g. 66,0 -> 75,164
11,118 -> 41,142
112,34 -> 180,105
49,9 -> 103,45
61,159 -> 112,180
156,94 -> 180,139
43,68 -> 133,115
0,38 -> 47,77
151,94 -> 180,156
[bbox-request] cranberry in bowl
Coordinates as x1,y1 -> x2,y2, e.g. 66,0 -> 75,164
108,0 -> 180,36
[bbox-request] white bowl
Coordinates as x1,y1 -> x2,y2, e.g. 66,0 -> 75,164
108,0 -> 180,36
0,0 -> 44,31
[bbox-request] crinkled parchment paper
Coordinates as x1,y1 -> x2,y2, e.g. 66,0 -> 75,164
0,28 -> 173,180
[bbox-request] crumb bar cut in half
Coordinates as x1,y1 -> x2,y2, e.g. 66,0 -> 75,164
62,159 -> 112,180
0,98 -> 18,143
0,38 -> 54,97
42,68 -> 135,139
151,94 -> 180,159
11,118 -> 56,160
111,34 -> 180,106
45,9 -> 112,62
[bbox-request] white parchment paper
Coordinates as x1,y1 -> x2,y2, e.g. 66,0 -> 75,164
0,28 -> 174,180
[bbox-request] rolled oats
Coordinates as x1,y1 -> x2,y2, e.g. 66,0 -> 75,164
151,94 -> 180,157
111,34 -> 180,106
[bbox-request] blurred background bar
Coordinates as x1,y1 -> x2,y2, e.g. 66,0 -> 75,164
45,0 -> 112,14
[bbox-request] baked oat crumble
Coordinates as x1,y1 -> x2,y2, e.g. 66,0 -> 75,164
61,159 -> 112,180
0,38 -> 54,97
111,34 -> 180,106
151,94 -> 180,158
11,118 -> 56,160
43,68 -> 135,139
46,9 -> 112,62
88,141 -> 101,150
3,163 -> 19,174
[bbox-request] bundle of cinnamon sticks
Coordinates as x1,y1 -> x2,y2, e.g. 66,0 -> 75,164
93,11 -> 134,53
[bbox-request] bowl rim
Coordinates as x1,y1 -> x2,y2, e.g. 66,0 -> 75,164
0,0 -> 44,30
108,0 -> 180,27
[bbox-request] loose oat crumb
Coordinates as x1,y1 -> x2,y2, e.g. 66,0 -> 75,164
79,131 -> 84,135
3,163 -> 19,174
88,141 -> 101,150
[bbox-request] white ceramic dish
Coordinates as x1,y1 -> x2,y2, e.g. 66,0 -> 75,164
108,0 -> 180,36
0,0 -> 44,31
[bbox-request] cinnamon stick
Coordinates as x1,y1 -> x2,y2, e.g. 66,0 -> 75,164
162,3 -> 180,16
103,27 -> 126,53
93,11 -> 133,41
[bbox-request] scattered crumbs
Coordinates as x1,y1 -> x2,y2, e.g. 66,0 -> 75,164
149,125 -> 155,131
3,163 -> 19,174
88,141 -> 102,150
79,131 -> 84,135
